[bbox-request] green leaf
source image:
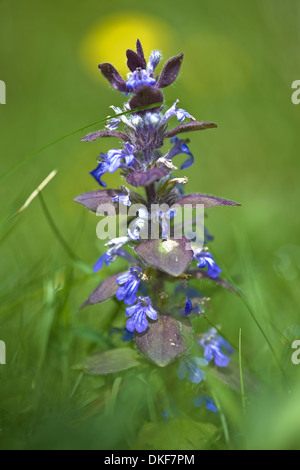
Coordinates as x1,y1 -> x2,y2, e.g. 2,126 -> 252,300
70,327 -> 110,346
75,348 -> 141,375
132,418 -> 218,450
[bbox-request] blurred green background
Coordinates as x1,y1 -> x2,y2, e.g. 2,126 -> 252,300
0,0 -> 300,450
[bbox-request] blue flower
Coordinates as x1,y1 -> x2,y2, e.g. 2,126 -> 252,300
193,249 -> 222,278
162,100 -> 195,124
198,328 -> 233,367
176,108 -> 194,122
89,160 -> 110,187
159,208 -> 176,239
194,395 -> 218,413
177,356 -> 208,384
125,296 -> 157,333
90,143 -> 135,187
105,116 -> 121,130
183,297 -> 203,316
116,266 -> 143,305
93,252 -> 115,272
146,50 -> 162,74
204,226 -> 214,243
126,69 -> 156,92
112,189 -> 131,206
161,410 -> 169,424
109,327 -> 134,342
93,236 -> 130,272
169,136 -> 194,170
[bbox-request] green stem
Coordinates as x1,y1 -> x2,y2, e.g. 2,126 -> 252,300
239,328 -> 246,414
145,183 -> 156,204
38,192 -> 79,260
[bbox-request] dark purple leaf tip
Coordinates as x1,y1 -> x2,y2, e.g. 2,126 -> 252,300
98,63 -> 128,92
157,53 -> 184,88
126,49 -> 146,72
136,39 -> 146,68
175,194 -> 241,208
165,121 -> 217,139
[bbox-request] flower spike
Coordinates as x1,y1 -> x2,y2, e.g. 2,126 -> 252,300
76,39 -> 241,382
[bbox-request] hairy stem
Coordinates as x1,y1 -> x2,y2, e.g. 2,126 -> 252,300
145,182 -> 156,204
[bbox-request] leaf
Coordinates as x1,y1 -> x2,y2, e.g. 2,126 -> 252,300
75,348 -> 140,375
187,269 -> 237,293
126,49 -> 145,71
208,362 -> 258,393
98,62 -> 128,92
133,418 -> 218,450
74,189 -> 146,213
136,39 -> 146,68
157,53 -> 184,88
134,315 -> 193,367
79,272 -> 124,309
70,327 -> 110,346
165,121 -> 217,138
175,193 -> 241,208
126,167 -> 169,187
74,189 -> 121,213
135,238 -> 193,276
80,130 -> 129,142
128,87 -> 163,113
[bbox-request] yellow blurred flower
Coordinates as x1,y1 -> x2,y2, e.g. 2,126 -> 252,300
80,12 -> 174,81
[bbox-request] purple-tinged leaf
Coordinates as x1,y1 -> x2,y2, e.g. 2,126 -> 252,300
75,348 -> 140,375
80,272 -> 124,309
175,193 -> 241,208
74,189 -> 121,213
98,63 -> 128,92
126,49 -> 146,72
74,189 -> 145,213
156,53 -> 184,88
165,121 -> 217,139
129,87 -> 163,113
81,130 -> 129,142
136,39 -> 146,68
135,315 -> 193,367
187,269 -> 237,293
135,238 -> 193,277
126,167 -> 169,187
